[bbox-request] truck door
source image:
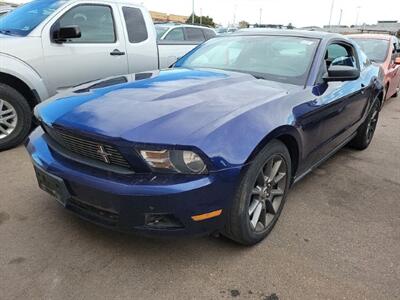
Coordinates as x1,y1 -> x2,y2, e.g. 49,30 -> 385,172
119,5 -> 158,73
41,2 -> 129,96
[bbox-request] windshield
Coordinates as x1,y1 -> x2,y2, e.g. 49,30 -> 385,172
0,0 -> 66,36
351,38 -> 389,63
155,25 -> 170,40
176,35 -> 320,85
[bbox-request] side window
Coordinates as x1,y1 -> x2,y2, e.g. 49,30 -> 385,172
55,5 -> 115,43
203,29 -> 216,40
164,28 -> 184,41
185,28 -> 205,42
326,43 -> 356,68
317,42 -> 358,84
122,7 -> 148,43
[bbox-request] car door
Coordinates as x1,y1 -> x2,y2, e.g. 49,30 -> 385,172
300,41 -> 370,166
41,2 -> 129,96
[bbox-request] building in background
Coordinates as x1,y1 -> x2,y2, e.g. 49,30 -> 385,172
321,21 -> 400,36
150,11 -> 187,24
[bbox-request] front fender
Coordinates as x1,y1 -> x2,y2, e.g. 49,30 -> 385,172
197,103 -> 302,169
0,53 -> 49,101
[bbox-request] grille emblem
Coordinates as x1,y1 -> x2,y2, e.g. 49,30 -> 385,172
96,145 -> 112,164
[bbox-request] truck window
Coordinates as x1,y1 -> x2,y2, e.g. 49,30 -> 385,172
55,4 -> 116,43
122,7 -> 148,43
164,28 -> 185,41
185,28 -> 205,42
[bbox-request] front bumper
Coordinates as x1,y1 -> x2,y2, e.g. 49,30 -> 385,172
25,127 -> 243,237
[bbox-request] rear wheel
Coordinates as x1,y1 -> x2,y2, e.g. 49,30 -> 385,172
349,99 -> 380,150
224,140 -> 291,246
0,84 -> 32,151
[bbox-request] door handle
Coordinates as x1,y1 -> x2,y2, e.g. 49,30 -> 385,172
110,49 -> 125,56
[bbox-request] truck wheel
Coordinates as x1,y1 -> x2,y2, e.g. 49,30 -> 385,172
0,84 -> 32,151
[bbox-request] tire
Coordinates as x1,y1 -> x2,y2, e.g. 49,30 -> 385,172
224,140 -> 291,246
349,99 -> 380,150
393,85 -> 399,98
0,84 -> 32,151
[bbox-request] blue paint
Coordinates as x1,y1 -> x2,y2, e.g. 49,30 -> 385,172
26,31 -> 384,236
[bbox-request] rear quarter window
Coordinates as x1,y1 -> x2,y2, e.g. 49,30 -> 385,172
185,28 -> 205,42
203,29 -> 216,40
122,7 -> 148,43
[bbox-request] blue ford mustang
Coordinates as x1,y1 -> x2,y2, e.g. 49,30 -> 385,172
26,30 -> 384,245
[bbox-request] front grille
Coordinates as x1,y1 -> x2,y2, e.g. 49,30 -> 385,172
43,125 -> 132,170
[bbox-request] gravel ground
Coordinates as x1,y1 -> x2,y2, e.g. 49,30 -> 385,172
1,96 -> 399,300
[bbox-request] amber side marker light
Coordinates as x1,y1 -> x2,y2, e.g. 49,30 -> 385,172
191,209 -> 223,221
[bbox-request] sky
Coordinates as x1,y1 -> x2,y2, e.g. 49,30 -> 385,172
6,0 -> 400,27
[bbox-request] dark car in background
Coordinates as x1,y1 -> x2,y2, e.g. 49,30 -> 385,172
26,30 -> 384,245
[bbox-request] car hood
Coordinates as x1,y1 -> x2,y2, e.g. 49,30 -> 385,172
37,68 -> 297,145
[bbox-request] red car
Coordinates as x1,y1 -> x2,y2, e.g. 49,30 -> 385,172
350,34 -> 400,101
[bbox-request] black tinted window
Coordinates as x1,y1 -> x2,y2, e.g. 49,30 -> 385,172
122,7 -> 148,43
203,29 -> 215,40
165,28 -> 184,41
56,5 -> 115,43
185,28 -> 205,42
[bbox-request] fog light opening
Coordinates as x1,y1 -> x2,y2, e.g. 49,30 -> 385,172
145,214 -> 184,229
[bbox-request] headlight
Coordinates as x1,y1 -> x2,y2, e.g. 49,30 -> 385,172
140,149 -> 207,174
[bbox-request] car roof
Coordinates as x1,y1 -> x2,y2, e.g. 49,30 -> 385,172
232,29 -> 343,40
347,33 -> 393,41
155,23 -> 215,31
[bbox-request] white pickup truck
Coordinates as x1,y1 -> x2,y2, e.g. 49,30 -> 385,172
0,0 -> 204,150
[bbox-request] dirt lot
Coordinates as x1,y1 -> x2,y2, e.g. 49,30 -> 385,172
1,96 -> 399,300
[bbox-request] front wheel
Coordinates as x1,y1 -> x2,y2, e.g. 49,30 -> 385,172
224,140 -> 291,246
349,99 -> 380,150
0,84 -> 32,151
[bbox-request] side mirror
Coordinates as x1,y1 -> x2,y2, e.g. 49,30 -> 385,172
395,57 -> 400,65
53,26 -> 81,43
323,65 -> 360,82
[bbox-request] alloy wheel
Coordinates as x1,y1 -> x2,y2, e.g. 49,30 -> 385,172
366,105 -> 378,144
0,99 -> 18,139
248,155 -> 288,232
